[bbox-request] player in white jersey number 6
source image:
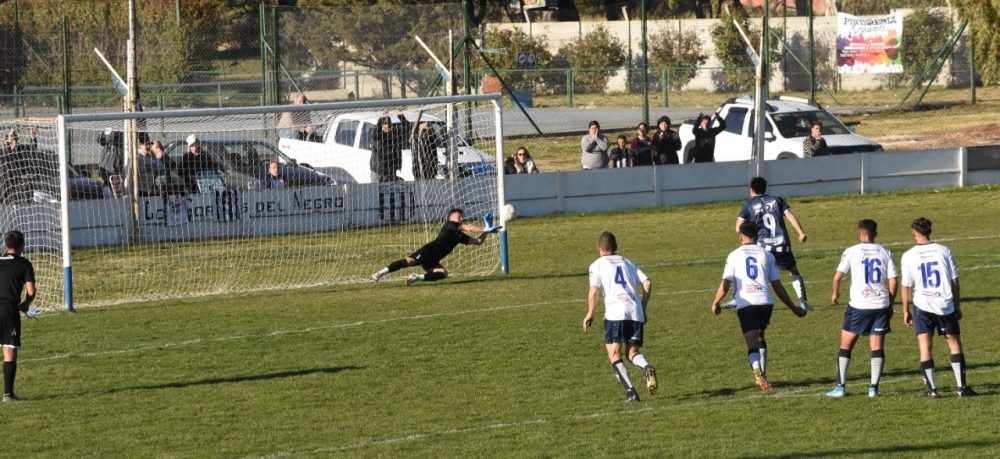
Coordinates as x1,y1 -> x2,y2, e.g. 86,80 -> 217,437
712,221 -> 807,391
583,232 -> 658,402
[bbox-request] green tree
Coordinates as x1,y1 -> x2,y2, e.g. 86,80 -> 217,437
475,28 -> 555,91
709,5 -> 780,92
954,0 -> 1000,84
559,25 -> 627,93
648,26 -> 708,90
892,7 -> 954,88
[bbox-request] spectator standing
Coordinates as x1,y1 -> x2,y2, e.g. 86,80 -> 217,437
97,128 -> 124,188
651,116 -> 681,165
0,128 -> 38,204
370,110 -> 411,183
609,135 -> 633,168
580,120 -> 609,170
689,113 -> 727,163
0,231 -> 36,403
139,140 -> 177,195
631,122 -> 653,166
277,94 -> 312,140
411,122 -> 439,180
803,121 -> 830,157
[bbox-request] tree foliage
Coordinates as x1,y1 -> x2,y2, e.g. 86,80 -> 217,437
709,4 -> 780,91
954,0 -> 1000,84
648,26 -> 708,90
893,7 -> 954,88
559,25 -> 627,93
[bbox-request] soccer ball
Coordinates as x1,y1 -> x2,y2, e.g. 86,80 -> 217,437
501,203 -> 517,222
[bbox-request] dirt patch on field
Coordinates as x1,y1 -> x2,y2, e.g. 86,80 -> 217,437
875,123 -> 1000,150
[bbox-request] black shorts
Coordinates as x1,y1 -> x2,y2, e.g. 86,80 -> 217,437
770,251 -> 797,271
409,246 -> 444,272
737,304 -> 773,334
913,308 -> 961,336
0,304 -> 22,349
842,305 -> 892,336
604,320 -> 644,346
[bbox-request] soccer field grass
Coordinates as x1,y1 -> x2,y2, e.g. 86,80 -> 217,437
7,186 -> 1000,458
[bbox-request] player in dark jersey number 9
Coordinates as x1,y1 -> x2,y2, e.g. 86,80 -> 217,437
371,208 -> 497,286
1,230 -> 36,403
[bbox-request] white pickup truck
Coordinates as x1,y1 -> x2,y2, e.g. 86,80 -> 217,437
678,96 -> 883,162
277,111 -> 495,184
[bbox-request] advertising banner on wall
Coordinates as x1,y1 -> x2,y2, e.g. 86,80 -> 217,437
837,12 -> 903,74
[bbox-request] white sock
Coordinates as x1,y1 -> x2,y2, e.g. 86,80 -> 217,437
791,274 -> 806,302
630,353 -> 650,370
613,360 -> 635,390
759,348 -> 768,376
748,351 -> 761,371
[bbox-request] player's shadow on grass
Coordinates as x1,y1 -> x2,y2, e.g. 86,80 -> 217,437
105,366 -> 363,393
959,296 -> 1000,304
741,438 -> 1000,459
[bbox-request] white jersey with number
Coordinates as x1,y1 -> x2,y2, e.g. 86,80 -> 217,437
837,242 -> 897,310
589,255 -> 648,322
901,242 -> 958,315
723,244 -> 780,309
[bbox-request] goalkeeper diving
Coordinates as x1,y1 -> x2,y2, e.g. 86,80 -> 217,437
371,208 -> 502,286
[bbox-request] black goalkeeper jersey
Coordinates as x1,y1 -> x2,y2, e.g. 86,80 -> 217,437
422,220 -> 472,259
0,253 -> 34,306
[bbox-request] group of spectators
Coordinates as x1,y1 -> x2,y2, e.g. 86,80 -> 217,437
1,128 -> 39,205
580,115 -> 726,170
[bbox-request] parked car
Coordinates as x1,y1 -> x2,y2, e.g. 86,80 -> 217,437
163,138 -> 334,191
678,96 -> 884,162
278,111 -> 495,184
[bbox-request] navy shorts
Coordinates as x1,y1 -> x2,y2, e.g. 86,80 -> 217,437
842,305 -> 892,336
737,304 -> 773,334
913,308 -> 961,336
0,304 -> 22,349
771,251 -> 797,271
604,320 -> 644,346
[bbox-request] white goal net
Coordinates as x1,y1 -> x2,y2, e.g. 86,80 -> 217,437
2,94 -> 504,309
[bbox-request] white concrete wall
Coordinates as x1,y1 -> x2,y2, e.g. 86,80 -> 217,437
504,148 -> 999,218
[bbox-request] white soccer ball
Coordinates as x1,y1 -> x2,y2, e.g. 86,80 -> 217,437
501,203 -> 516,222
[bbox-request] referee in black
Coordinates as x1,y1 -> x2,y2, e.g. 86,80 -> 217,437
371,208 -> 496,285
1,231 -> 36,403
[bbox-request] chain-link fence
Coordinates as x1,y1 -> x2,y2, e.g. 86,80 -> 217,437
2,0 -> 990,170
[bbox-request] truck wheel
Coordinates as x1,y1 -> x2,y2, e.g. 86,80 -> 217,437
776,152 -> 798,160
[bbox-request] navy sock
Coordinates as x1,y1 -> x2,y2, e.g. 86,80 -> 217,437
386,259 -> 408,272
423,271 -> 447,282
3,361 -> 15,395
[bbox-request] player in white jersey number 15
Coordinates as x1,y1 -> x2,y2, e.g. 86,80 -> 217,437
583,232 -> 658,402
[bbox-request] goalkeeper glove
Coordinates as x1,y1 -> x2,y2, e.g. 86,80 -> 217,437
482,225 -> 503,235
25,309 -> 41,319
483,211 -> 494,229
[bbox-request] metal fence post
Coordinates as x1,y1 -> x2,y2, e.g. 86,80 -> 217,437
61,15 -> 70,114
567,69 -> 573,108
970,31 -> 976,104
661,68 -> 668,107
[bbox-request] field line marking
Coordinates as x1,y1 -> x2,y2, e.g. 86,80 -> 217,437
241,366 -> 1000,458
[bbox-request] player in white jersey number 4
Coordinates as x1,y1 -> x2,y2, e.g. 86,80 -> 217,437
712,221 -> 807,391
826,219 -> 897,398
901,217 -> 977,399
583,232 -> 658,402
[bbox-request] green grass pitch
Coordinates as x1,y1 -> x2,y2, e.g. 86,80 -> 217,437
6,186 -> 1000,457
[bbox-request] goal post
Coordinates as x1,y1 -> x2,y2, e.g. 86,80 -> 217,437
15,93 -> 507,310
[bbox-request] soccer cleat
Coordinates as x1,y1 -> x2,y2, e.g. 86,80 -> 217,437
370,271 -> 384,282
623,389 -> 640,402
404,273 -> 419,286
483,211 -> 494,228
720,299 -> 737,309
923,389 -> 940,399
2,394 -> 25,403
957,386 -> 979,398
645,366 -> 659,396
753,368 -> 771,391
799,300 -> 812,311
825,385 -> 846,398
868,386 -> 879,398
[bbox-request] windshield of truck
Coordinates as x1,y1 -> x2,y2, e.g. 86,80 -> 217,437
359,119 -> 466,151
771,111 -> 851,138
